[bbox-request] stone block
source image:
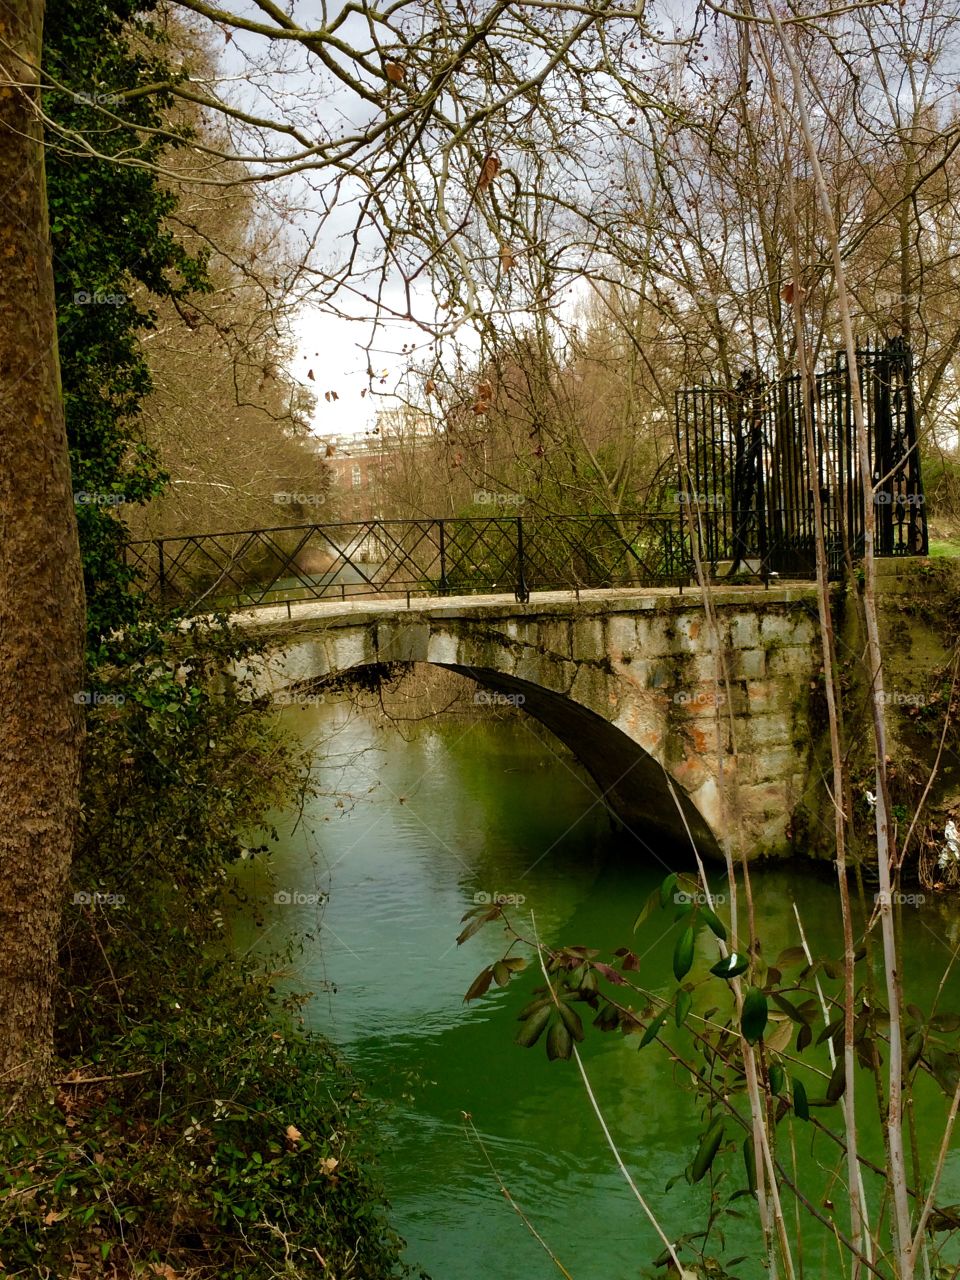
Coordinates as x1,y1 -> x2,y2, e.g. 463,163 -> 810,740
766,645 -> 813,677
572,618 -> 605,661
537,619 -> 573,659
727,612 -> 760,649
745,715 -> 790,748
635,617 -> 677,657
673,612 -> 707,652
377,622 -> 428,664
743,745 -> 798,782
571,662 -> 619,713
745,679 -> 789,713
732,648 -> 766,680
424,627 -> 458,665
335,629 -> 375,671
605,614 -> 639,660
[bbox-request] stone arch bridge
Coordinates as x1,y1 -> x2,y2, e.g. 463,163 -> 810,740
230,585 -> 822,859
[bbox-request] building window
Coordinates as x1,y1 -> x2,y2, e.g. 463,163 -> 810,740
352,465 -> 362,488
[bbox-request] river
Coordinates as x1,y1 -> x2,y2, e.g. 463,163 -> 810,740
227,693 -> 960,1280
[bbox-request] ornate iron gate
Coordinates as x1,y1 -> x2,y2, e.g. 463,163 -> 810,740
675,337 -> 927,578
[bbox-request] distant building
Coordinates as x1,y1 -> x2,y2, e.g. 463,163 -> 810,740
323,411 -> 434,517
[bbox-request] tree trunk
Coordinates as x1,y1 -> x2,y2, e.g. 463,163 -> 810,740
0,0 -> 84,1100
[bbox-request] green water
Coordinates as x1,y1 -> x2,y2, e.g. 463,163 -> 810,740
227,700 -> 960,1279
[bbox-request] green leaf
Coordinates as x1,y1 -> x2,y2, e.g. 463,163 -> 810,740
742,1135 -> 757,1193
456,908 -> 499,946
700,904 -> 727,942
740,988 -> 768,1044
826,1060 -> 846,1103
710,952 -> 749,980
659,873 -> 679,909
792,1077 -> 809,1121
673,926 -> 695,981
639,1008 -> 670,1048
770,992 -> 805,1023
796,1022 -> 813,1053
675,989 -> 693,1027
492,962 -> 511,988
464,967 -> 494,1002
546,1018 -> 573,1062
690,1117 -> 725,1183
516,1004 -> 552,1048
558,1001 -> 585,1042
768,1063 -> 784,1096
816,1016 -> 844,1047
765,1018 -> 793,1054
633,888 -> 661,932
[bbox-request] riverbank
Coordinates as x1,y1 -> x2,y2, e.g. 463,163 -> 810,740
0,622 -> 416,1279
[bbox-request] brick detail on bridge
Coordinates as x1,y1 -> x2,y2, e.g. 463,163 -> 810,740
231,586 -> 822,859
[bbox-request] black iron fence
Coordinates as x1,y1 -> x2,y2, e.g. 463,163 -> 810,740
675,337 -> 927,578
125,514 -> 693,612
125,342 -> 928,611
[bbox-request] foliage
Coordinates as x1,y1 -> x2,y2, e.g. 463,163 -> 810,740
43,0 -> 209,646
0,618 -> 420,1277
459,874 -> 960,1277
0,957 -> 414,1279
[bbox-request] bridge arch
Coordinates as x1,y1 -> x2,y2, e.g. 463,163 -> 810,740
230,594 -> 821,859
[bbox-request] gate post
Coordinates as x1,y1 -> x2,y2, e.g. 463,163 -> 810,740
515,517 -> 530,603
438,520 -> 449,595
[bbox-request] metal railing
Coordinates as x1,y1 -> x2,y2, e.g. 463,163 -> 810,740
125,514 -> 694,613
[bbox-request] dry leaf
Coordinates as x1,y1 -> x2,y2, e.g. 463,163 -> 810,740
319,1157 -> 339,1174
285,1124 -> 303,1144
425,378 -> 437,395
149,1266 -> 179,1280
325,443 -> 336,457
307,369 -> 315,381
477,153 -> 500,192
473,401 -> 490,416
477,379 -> 492,399
324,390 -> 330,402
385,62 -> 405,84
499,244 -> 516,271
